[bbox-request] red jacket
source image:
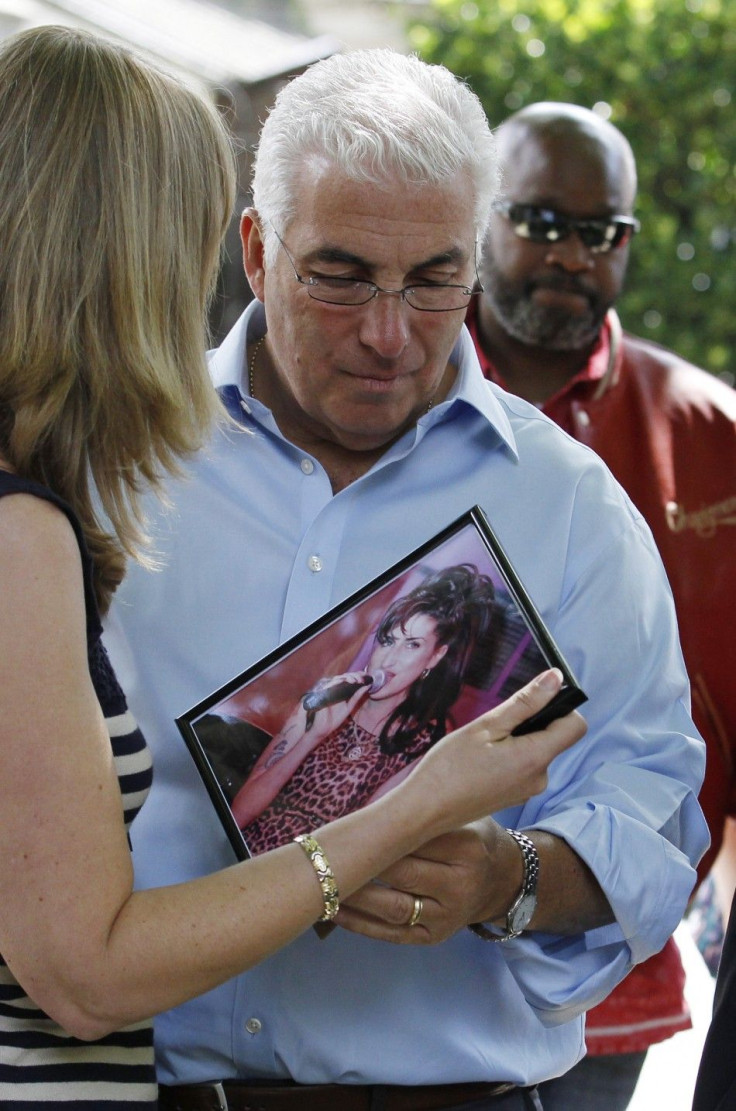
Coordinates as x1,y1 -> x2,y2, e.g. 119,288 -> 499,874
468,306 -> 736,1053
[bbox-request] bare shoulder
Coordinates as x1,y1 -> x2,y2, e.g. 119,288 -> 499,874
0,491 -> 85,612
0,489 -> 79,554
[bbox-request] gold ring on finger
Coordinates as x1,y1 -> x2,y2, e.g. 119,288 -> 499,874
408,895 -> 423,928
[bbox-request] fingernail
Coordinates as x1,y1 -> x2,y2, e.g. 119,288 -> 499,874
536,668 -> 562,691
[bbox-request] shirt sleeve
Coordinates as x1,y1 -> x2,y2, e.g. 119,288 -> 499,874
493,476 -> 709,1026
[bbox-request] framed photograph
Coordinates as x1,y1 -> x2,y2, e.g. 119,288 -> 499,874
176,505 -> 586,862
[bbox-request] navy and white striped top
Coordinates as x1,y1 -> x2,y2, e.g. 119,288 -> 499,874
0,471 -> 156,1108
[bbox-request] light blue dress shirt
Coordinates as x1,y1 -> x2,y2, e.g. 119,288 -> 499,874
104,301 -> 708,1087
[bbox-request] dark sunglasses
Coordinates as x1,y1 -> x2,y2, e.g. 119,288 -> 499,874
494,200 -> 640,254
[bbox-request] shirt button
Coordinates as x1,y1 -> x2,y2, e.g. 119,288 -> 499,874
300,458 -> 314,474
245,1017 -> 262,1035
576,409 -> 591,428
308,555 -> 323,573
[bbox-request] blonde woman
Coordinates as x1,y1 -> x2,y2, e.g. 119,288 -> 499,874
0,25 -> 584,1110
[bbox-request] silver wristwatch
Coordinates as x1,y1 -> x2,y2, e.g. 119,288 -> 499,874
469,829 -> 539,943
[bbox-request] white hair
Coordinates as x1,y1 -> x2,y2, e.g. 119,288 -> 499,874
251,48 -> 500,262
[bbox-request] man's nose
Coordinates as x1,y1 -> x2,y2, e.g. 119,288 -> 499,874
544,232 -> 596,272
358,290 -> 412,358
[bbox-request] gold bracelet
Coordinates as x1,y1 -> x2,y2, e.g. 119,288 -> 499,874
294,833 -> 340,921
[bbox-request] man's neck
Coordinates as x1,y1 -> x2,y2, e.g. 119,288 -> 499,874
475,309 -> 593,406
310,441 -> 390,495
251,345 -> 456,495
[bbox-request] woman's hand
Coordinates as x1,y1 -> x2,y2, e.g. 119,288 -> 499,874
330,670 -> 588,945
401,668 -> 586,838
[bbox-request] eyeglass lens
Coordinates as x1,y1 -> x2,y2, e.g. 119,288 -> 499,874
305,277 -> 473,311
271,222 -> 478,311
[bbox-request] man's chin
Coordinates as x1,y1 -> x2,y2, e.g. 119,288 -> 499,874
506,309 -> 602,353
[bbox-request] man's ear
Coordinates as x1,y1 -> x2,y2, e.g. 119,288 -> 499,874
241,208 -> 266,302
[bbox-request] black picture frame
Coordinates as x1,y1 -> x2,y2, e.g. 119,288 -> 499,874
176,505 -> 587,862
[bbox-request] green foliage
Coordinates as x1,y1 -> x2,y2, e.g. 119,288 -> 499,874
407,0 -> 736,381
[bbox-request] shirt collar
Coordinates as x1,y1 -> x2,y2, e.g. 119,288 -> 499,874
441,325 -> 518,458
208,300 -> 518,459
208,299 -> 264,394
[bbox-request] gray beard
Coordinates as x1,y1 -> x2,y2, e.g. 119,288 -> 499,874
483,267 -> 608,352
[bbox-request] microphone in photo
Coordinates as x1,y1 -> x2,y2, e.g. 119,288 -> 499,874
302,670 -> 387,730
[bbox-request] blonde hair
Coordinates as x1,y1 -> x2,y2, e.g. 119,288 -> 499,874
0,25 -> 236,611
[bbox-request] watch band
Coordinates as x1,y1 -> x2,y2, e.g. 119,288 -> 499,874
468,829 -> 539,943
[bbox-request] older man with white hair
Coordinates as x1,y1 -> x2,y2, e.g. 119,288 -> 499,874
105,50 -> 707,1111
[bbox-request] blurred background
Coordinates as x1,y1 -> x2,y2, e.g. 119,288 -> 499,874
2,0 -> 733,388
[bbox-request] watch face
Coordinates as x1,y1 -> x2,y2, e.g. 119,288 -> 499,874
509,892 -> 537,934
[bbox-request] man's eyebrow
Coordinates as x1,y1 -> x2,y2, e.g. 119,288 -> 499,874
308,246 -> 367,267
412,247 -> 468,270
306,245 -> 469,271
